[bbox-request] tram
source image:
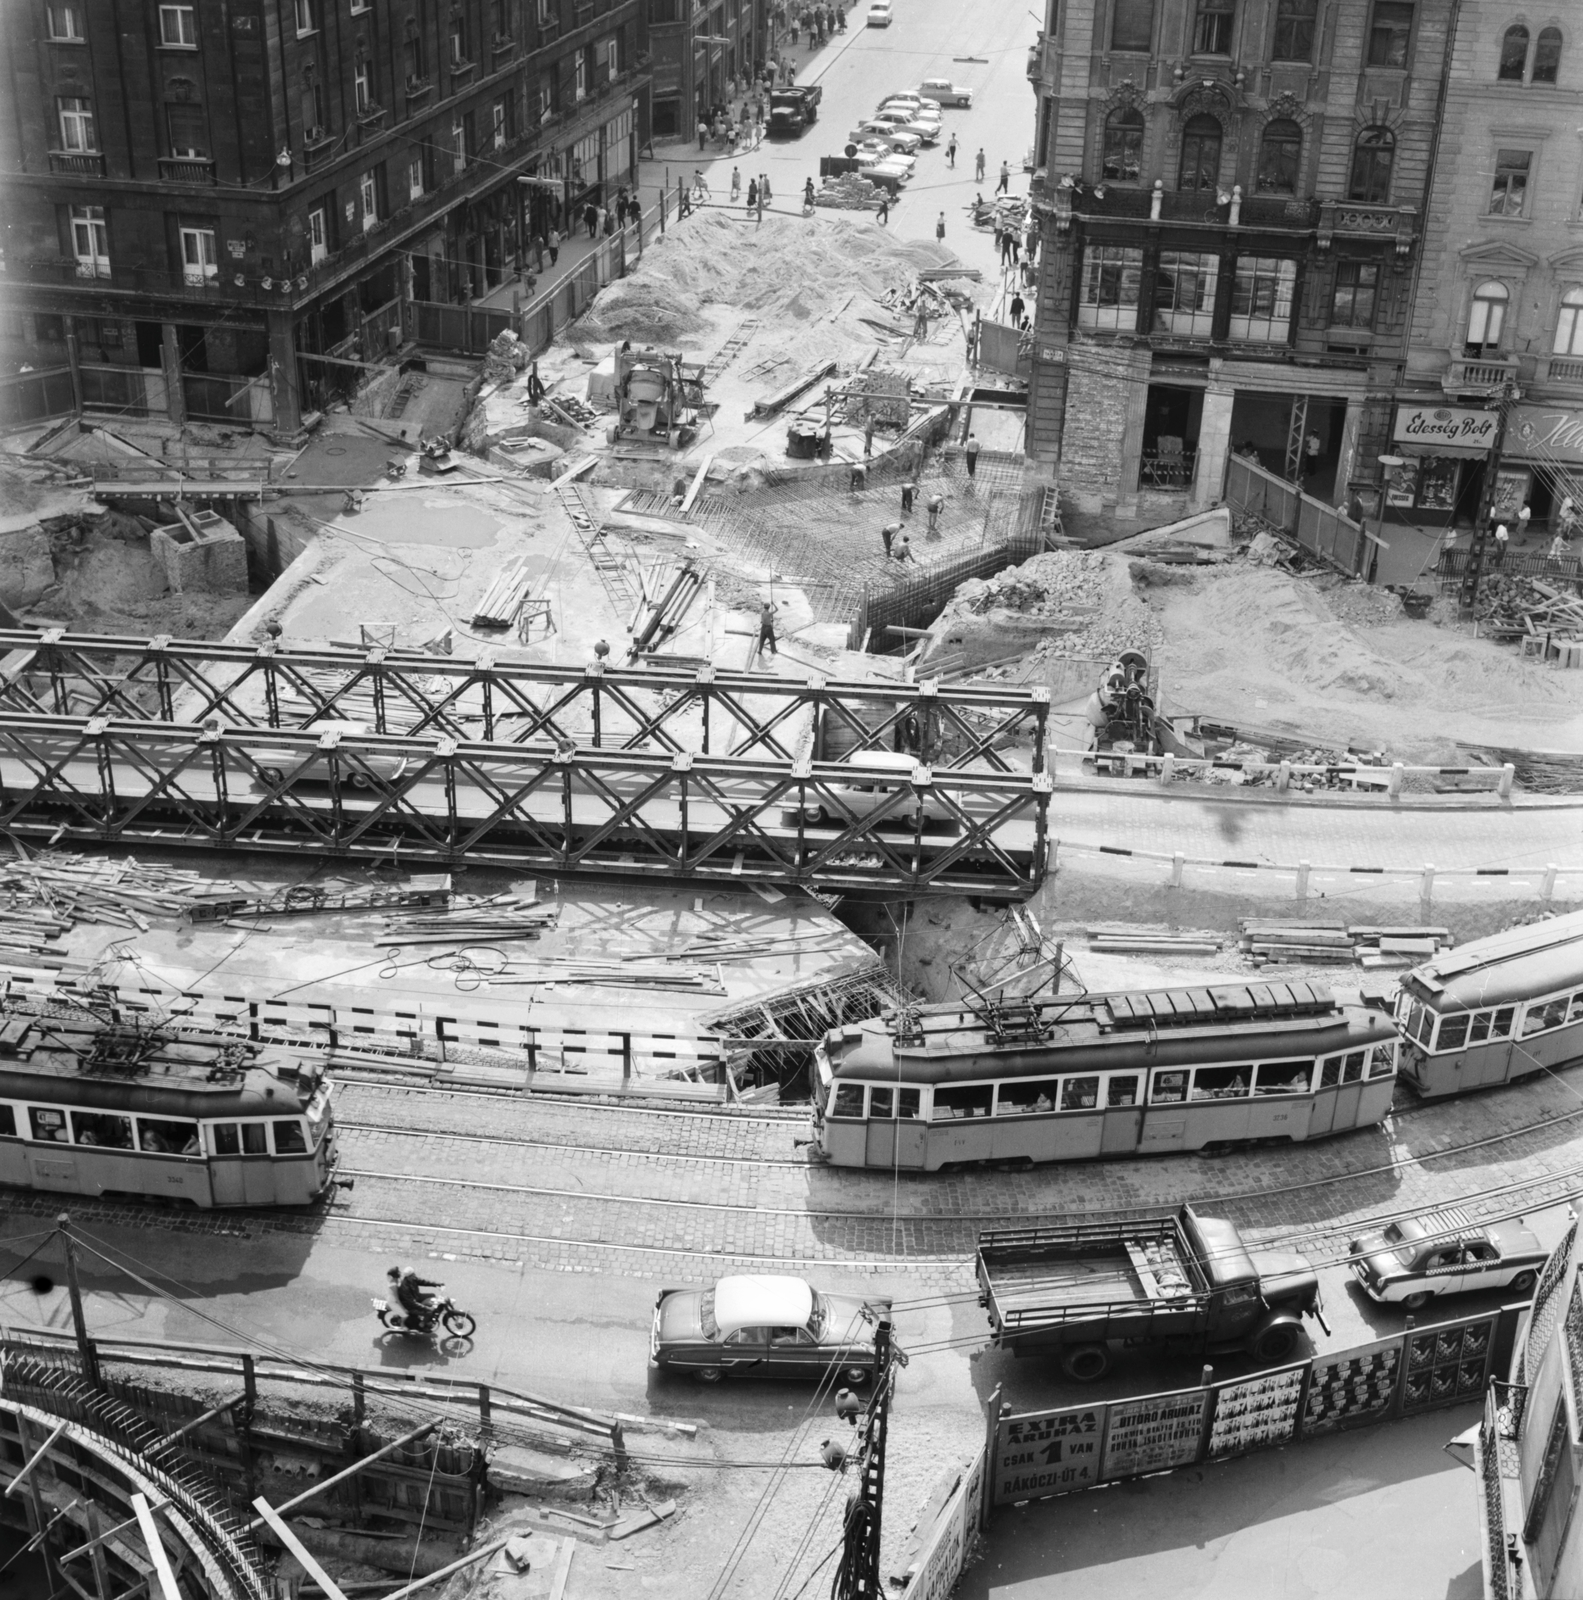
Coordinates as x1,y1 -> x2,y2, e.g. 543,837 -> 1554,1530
813,980 -> 1398,1171
1396,909 -> 1583,1097
0,1002 -> 339,1206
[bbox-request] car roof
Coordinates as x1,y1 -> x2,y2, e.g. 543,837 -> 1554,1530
714,1275 -> 814,1332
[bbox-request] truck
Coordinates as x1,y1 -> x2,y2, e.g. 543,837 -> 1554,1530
975,1205 -> 1327,1382
767,85 -> 822,138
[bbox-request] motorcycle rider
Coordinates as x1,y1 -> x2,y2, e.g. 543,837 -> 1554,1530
387,1265 -> 444,1329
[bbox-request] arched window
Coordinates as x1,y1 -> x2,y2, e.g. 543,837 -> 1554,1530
1103,108 -> 1144,181
1498,24 -> 1529,80
1465,281 -> 1509,354
1178,113 -> 1222,193
1534,27 -> 1563,84
1347,125 -> 1394,203
1555,288 -> 1583,356
1257,119 -> 1302,194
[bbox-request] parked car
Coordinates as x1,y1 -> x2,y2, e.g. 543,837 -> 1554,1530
878,92 -> 936,117
916,78 -> 973,107
847,122 -> 923,155
866,0 -> 892,24
782,751 -> 955,828
1348,1213 -> 1546,1311
871,108 -> 938,145
850,139 -> 916,177
651,1275 -> 891,1383
880,101 -> 942,133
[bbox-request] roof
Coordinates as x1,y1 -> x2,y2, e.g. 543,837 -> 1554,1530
1404,914 -> 1583,1011
713,1275 -> 814,1334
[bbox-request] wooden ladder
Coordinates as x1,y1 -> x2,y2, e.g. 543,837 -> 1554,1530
556,482 -> 638,610
703,319 -> 761,382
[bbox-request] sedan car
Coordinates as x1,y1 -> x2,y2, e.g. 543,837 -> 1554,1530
651,1275 -> 892,1383
879,92 -> 932,115
848,122 -> 923,156
871,109 -> 938,145
851,140 -> 916,178
917,77 -> 973,107
1348,1213 -> 1546,1310
866,0 -> 892,24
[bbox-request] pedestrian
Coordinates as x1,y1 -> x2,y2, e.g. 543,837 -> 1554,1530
1009,292 -> 1025,324
1302,430 -> 1322,479
731,166 -> 742,201
927,494 -> 943,535
699,118 -> 709,151
584,202 -> 598,239
900,481 -> 915,515
965,432 -> 980,480
790,16 -> 799,43
602,207 -> 615,236
629,196 -> 643,227
1008,235 -> 1021,265
1493,522 -> 1510,566
548,227 -> 560,265
947,133 -> 957,168
761,173 -> 772,204
1550,530 -> 1569,563
877,193 -> 888,225
757,599 -> 778,657
695,166 -> 710,195
881,520 -> 900,558
935,211 -> 946,242
864,420 -> 875,458
747,177 -> 759,212
893,530 -> 915,563
1517,502 -> 1533,541
975,147 -> 986,181
913,304 -> 928,341
788,60 -> 797,83
997,159 -> 1010,194
804,175 -> 816,209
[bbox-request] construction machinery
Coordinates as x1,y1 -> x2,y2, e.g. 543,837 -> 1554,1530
606,345 -> 705,451
1084,650 -> 1164,773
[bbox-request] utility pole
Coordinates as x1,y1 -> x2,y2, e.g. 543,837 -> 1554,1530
58,1213 -> 100,1388
824,1316 -> 897,1600
1459,377 -> 1519,615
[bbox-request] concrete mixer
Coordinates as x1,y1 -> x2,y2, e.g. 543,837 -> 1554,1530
1084,649 -> 1163,774
606,345 -> 705,450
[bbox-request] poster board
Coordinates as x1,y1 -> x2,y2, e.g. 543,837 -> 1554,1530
1302,1340 -> 1401,1437
1207,1365 -> 1305,1458
991,1404 -> 1104,1505
1100,1389 -> 1209,1479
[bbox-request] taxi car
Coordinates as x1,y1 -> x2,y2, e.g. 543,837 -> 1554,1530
651,1275 -> 892,1383
1348,1211 -> 1546,1311
917,77 -> 974,107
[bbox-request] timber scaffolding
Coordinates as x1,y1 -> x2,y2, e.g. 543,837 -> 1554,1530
0,633 -> 1051,899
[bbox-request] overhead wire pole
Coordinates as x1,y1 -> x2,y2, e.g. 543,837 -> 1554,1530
831,1316 -> 896,1600
1458,375 -> 1519,616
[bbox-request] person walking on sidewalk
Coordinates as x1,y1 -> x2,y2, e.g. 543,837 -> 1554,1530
998,160 -> 1010,194
936,211 -> 946,241
1493,522 -> 1510,567
760,173 -> 772,205
1009,292 -> 1025,325
947,133 -> 958,168
731,166 -> 742,201
975,148 -> 986,181
584,202 -> 598,239
965,433 -> 981,480
547,227 -> 560,265
698,118 -> 709,151
757,600 -> 779,658
747,177 -> 759,214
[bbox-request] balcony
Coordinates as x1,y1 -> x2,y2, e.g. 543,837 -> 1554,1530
158,156 -> 216,184
404,76 -> 434,106
48,150 -> 105,175
1317,199 -> 1418,259
1441,353 -> 1520,396
1067,185 -> 1319,229
303,127 -> 335,171
1538,354 -> 1583,393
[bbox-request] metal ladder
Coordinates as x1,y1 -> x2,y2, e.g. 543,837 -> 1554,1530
703,318 -> 761,382
1285,394 -> 1310,485
555,483 -> 638,611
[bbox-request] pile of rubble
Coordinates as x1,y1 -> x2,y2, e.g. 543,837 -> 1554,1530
481,328 -> 529,386
1182,743 -> 1389,790
813,172 -> 888,210
843,367 -> 910,429
1475,573 -> 1583,639
878,277 -> 975,321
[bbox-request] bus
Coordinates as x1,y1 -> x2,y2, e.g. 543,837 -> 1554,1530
1396,909 -> 1583,1097
0,1003 -> 339,1207
813,980 -> 1398,1171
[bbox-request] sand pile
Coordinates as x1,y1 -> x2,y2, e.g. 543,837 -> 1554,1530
573,213 -> 956,346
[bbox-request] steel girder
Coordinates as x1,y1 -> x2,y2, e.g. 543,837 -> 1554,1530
0,630 -> 1047,773
0,715 -> 1049,897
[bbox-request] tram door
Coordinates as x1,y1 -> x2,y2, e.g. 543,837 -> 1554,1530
864,1088 -> 925,1169
1100,1073 -> 1143,1154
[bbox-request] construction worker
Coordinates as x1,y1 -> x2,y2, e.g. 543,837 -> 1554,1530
881,521 -> 902,558
893,531 -> 916,564
850,462 -> 867,493
864,420 -> 875,458
926,494 -> 944,535
965,433 -> 981,480
757,599 -> 779,657
900,481 -> 916,515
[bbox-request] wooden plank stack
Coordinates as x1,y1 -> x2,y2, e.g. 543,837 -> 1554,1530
471,557 -> 535,629
1240,918 -> 1452,968
376,890 -> 557,947
1085,927 -> 1223,956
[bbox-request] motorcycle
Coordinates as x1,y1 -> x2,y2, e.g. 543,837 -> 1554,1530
371,1293 -> 477,1341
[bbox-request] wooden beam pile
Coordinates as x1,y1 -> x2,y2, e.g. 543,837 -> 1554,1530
1240,918 -> 1452,968
471,557 -> 535,629
1085,927 -> 1223,956
375,891 -> 557,948
0,851 -> 242,933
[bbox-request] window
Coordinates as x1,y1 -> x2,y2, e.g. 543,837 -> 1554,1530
0,1106 -> 12,1138
1178,113 -> 1222,193
1153,251 -> 1219,336
605,34 -> 619,78
294,0 -> 315,33
539,80 -> 553,122
1257,119 -> 1301,194
355,61 -> 372,112
1557,289 -> 1583,356
1522,996 -> 1571,1036
1230,256 -> 1297,341
70,205 -> 109,277
536,0 -> 550,21
29,1107 -> 69,1143
574,51 -> 587,100
1534,27 -> 1562,84
490,0 -> 508,38
931,1083 -> 993,1119
830,1084 -> 864,1117
1077,244 -> 1143,330
301,81 -> 324,138
138,1117 -> 199,1154
1272,0 -> 1316,61
308,206 -> 327,263
451,113 -> 466,174
1111,0 -> 1153,50
996,1078 -> 1059,1113
1255,1060 -> 1312,1095
1107,1075 -> 1139,1107
492,97 -> 508,149
1060,1076 -> 1099,1111
1435,1013 -> 1469,1051
449,15 -> 467,64
408,154 -> 424,200
1331,261 -> 1379,328
1499,24 -> 1530,81
1489,148 -> 1531,216
179,225 -> 217,284
158,4 -> 196,44
47,2 -> 84,40
72,1110 -> 133,1148
1368,1043 -> 1395,1077
57,96 -> 96,151
1347,126 -> 1394,202
1102,108 -> 1144,182
1190,1065 -> 1251,1100
360,169 -> 380,228
1367,1 -> 1413,68
273,1119 -> 308,1153
1193,0 -> 1233,55
351,0 -> 368,11
867,1086 -> 919,1118
166,104 -> 208,157
1151,1070 -> 1187,1104
404,30 -> 425,82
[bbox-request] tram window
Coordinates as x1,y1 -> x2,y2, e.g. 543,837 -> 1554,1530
831,1085 -> 866,1118
29,1108 -> 68,1144
242,1123 -> 268,1155
1060,1076 -> 1099,1111
1190,1066 -> 1251,1101
1254,1060 -> 1311,1096
870,1086 -> 895,1119
1367,1043 -> 1395,1077
897,1088 -> 920,1120
138,1118 -> 200,1156
932,1084 -> 993,1119
272,1120 -> 308,1154
1415,1006 -> 1434,1045
1341,1052 -> 1365,1083
1436,1014 -> 1469,1052
1469,1012 -> 1492,1044
1108,1076 -> 1139,1108
1522,999 -> 1570,1037
212,1124 -> 240,1155
996,1078 -> 1058,1114
1319,1056 -> 1341,1089
0,1106 -> 13,1137
72,1112 -> 133,1149
1491,1007 -> 1515,1039
1151,1071 -> 1187,1104
1571,995 -> 1583,1024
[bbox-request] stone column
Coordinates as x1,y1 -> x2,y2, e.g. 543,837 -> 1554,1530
1113,356 -> 1152,519
1191,372 -> 1235,511
265,307 -> 302,435
161,323 -> 186,426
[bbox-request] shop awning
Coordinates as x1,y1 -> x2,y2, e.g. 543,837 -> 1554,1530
1394,440 -> 1488,460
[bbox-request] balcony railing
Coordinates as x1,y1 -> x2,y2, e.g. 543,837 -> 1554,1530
1442,353 -> 1520,394
158,156 -> 216,184
48,150 -> 105,175
1539,354 -> 1583,389
1317,198 -> 1418,257
1069,186 -> 1320,229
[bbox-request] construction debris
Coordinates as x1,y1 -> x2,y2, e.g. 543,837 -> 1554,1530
472,557 -> 535,629
813,172 -> 890,211
1474,574 -> 1583,651
1239,919 -> 1454,968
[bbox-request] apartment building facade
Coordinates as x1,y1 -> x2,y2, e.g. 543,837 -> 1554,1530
0,0 -> 650,435
1024,0 -> 1450,530
1395,2 -> 1583,532
647,0 -> 771,140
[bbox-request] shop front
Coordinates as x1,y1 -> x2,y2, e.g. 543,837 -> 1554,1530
1384,403 -> 1497,527
1496,403 -> 1583,528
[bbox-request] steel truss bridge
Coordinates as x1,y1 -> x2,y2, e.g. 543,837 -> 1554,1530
0,632 -> 1051,897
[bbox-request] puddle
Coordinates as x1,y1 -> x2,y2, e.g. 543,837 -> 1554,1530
335,497 -> 507,548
